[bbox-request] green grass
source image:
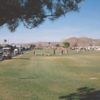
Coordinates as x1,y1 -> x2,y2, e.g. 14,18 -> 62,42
0,49 -> 100,100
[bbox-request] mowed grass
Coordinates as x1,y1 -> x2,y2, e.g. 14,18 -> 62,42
0,49 -> 100,100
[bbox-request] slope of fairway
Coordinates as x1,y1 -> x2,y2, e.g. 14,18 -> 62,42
0,50 -> 100,100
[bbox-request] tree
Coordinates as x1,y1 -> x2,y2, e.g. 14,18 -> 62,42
73,43 -> 78,49
55,44 -> 60,48
62,42 -> 70,54
30,44 -> 36,49
37,43 -> 42,49
48,42 -> 50,44
4,39 -> 7,44
48,42 -> 51,48
0,0 -> 83,32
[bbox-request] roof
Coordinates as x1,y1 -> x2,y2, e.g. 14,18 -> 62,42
3,47 -> 11,49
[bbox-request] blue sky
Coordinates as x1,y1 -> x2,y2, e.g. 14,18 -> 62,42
0,0 -> 100,44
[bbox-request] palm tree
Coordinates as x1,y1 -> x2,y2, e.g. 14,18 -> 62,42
62,42 -> 70,54
4,39 -> 7,45
48,42 -> 51,48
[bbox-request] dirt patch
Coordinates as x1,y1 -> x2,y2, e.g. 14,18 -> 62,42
80,55 -> 100,58
48,84 -> 66,93
89,77 -> 98,80
44,56 -> 82,63
43,56 -> 68,60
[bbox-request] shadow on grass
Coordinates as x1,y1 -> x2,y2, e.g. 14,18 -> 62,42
19,77 -> 33,80
59,87 -> 100,100
13,58 -> 30,60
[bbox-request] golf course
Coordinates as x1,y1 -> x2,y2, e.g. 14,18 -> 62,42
0,49 -> 100,100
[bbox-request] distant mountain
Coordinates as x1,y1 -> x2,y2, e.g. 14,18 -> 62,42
1,37 -> 100,47
62,37 -> 100,47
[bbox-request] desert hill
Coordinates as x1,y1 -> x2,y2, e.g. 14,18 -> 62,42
1,37 -> 100,47
62,37 -> 100,47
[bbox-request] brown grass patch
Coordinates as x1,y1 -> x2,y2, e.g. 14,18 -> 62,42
79,55 -> 100,58
44,56 -> 83,63
48,84 -> 66,93
43,56 -> 70,60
